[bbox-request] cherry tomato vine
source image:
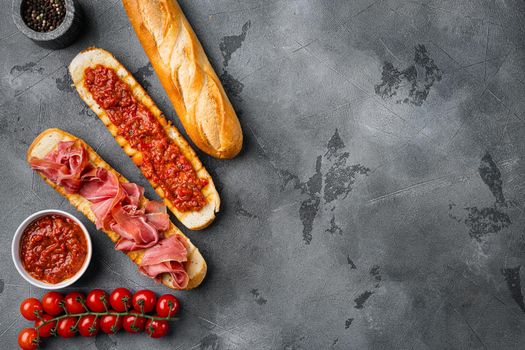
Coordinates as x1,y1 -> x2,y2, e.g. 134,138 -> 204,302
18,289 -> 180,350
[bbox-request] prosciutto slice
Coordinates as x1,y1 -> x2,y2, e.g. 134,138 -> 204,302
29,141 -> 91,193
139,235 -> 189,289
144,201 -> 170,232
112,205 -> 161,251
79,168 -> 126,229
79,168 -> 169,251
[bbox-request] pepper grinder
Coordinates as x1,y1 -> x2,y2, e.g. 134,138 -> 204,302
12,0 -> 84,49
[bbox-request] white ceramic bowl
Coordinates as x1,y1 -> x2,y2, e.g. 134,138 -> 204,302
12,209 -> 92,290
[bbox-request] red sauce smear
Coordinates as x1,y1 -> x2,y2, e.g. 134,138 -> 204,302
20,214 -> 88,284
84,65 -> 208,212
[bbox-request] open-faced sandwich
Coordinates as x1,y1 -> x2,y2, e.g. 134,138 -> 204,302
69,47 -> 220,230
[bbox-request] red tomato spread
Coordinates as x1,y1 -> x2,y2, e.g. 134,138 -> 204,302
83,65 -> 208,212
20,214 -> 88,284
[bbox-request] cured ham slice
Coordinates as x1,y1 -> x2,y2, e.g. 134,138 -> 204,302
144,201 -> 170,231
79,168 -> 125,229
141,235 -> 188,265
29,141 -> 91,193
140,261 -> 188,289
112,204 -> 161,251
139,235 -> 189,289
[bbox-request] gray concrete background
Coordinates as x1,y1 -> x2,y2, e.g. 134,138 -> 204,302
1,0 -> 525,349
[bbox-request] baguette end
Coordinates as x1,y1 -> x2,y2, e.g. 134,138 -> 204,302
121,0 -> 244,159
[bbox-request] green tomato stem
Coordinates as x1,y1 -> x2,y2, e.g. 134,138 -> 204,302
35,311 -> 176,330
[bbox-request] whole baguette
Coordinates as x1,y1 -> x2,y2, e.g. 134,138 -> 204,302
27,128 -> 207,290
69,47 -> 220,230
122,0 -> 243,159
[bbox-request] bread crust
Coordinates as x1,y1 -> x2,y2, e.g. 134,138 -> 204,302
122,0 -> 243,159
68,47 -> 220,230
27,128 -> 207,290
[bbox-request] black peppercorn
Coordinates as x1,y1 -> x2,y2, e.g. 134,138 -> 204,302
22,0 -> 66,33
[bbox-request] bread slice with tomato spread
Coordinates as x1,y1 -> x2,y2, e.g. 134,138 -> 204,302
68,47 -> 220,230
27,128 -> 207,290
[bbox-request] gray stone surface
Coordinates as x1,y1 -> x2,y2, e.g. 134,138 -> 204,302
1,0 -> 525,349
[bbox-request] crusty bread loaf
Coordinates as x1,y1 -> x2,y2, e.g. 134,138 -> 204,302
69,47 -> 220,230
27,128 -> 207,290
122,0 -> 243,159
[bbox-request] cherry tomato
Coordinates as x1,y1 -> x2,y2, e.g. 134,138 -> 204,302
41,292 -> 64,316
100,313 -> 122,334
145,319 -> 169,338
57,317 -> 78,338
109,288 -> 132,312
34,314 -> 57,338
18,328 -> 39,350
64,292 -> 86,314
78,315 -> 100,337
20,298 -> 44,321
132,290 -> 157,313
86,289 -> 109,313
156,294 -> 180,318
122,311 -> 146,333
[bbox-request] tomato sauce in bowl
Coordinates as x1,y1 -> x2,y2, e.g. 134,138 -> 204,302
19,214 -> 88,284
